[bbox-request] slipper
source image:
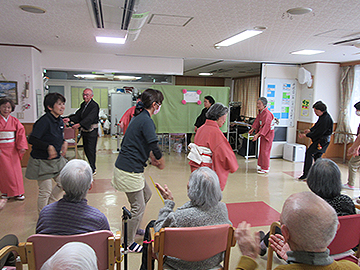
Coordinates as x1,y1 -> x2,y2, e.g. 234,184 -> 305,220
128,242 -> 143,253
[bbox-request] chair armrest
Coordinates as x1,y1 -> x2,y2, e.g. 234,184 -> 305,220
230,226 -> 236,247
152,228 -> 160,253
147,227 -> 157,270
150,228 -> 155,248
266,222 -> 281,270
0,245 -> 19,261
25,242 -> 36,270
18,242 -> 27,264
115,231 -> 122,262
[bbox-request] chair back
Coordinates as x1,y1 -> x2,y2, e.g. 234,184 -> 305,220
156,224 -> 234,270
266,222 -> 281,270
63,127 -> 76,142
328,214 -> 360,255
63,127 -> 78,158
26,230 -> 114,270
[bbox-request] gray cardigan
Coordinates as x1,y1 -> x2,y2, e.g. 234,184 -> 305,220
155,199 -> 231,270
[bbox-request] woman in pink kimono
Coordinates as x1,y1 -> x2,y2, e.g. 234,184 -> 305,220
188,103 -> 238,190
249,97 -> 274,174
0,98 -> 28,200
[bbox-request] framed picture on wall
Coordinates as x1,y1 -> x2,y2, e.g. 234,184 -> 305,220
0,81 -> 18,104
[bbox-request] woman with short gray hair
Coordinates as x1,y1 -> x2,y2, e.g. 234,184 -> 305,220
188,103 -> 238,190
249,97 -> 275,174
60,159 -> 93,202
307,158 -> 355,216
154,167 -> 231,270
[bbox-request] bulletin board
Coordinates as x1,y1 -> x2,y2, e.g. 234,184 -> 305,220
263,78 -> 296,127
151,85 -> 230,133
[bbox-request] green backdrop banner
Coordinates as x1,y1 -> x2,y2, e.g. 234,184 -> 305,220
151,85 -> 230,133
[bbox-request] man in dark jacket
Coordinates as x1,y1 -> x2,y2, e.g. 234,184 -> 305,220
65,88 -> 99,174
298,101 -> 333,180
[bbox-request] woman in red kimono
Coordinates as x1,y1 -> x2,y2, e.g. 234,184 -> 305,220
118,95 -> 141,135
188,103 -> 238,190
0,98 -> 28,200
249,97 -> 274,174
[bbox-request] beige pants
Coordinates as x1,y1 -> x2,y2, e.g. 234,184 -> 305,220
347,155 -> 360,187
37,175 -> 63,213
125,181 -> 152,244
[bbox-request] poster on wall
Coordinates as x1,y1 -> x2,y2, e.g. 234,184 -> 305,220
299,87 -> 313,122
0,81 -> 18,104
263,78 -> 296,127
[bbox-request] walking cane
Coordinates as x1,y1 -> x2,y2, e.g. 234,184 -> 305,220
122,206 -> 132,270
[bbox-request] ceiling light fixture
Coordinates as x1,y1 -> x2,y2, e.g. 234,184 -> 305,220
74,74 -> 101,79
199,73 -> 213,76
96,36 -> 126,44
291,49 -> 325,55
287,7 -> 312,15
114,75 -> 142,80
214,29 -> 264,47
19,5 -> 46,14
95,29 -> 128,45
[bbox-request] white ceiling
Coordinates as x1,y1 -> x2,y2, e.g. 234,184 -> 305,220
1,0 -> 360,78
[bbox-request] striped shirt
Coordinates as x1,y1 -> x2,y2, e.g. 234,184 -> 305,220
36,198 -> 110,235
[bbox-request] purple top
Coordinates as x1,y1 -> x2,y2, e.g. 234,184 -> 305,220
36,198 -> 110,235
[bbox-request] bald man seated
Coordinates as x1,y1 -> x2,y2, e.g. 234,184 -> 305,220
235,191 -> 360,270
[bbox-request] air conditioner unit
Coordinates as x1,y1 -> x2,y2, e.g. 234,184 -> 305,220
86,0 -> 140,30
283,143 -> 306,162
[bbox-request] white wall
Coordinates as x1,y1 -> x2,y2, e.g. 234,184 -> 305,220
303,63 -> 340,123
0,46 -> 41,123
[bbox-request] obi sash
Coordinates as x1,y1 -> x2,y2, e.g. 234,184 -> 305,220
0,131 -> 15,143
187,143 -> 212,165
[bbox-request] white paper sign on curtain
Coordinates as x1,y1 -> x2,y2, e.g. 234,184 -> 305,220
181,89 -> 202,105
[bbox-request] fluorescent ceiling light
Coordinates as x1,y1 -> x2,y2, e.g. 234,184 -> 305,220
114,75 -> 142,80
291,49 -> 325,55
199,73 -> 213,76
215,30 -> 263,47
19,5 -> 46,14
74,74 -> 102,79
287,7 -> 312,15
96,36 -> 126,44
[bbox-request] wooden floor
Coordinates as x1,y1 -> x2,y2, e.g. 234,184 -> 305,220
1,135 -> 358,269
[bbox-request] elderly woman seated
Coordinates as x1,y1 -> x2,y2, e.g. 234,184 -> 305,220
188,103 -> 238,190
259,158 -> 356,256
154,167 -> 231,270
307,158 -> 356,216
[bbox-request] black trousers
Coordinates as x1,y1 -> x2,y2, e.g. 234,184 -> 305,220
0,234 -> 18,268
303,141 -> 329,177
82,129 -> 98,173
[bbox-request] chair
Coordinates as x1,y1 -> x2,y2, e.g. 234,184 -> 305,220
64,127 -> 78,159
148,224 -> 235,270
266,222 -> 281,270
18,230 -> 121,270
328,214 -> 360,264
0,245 -> 24,270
